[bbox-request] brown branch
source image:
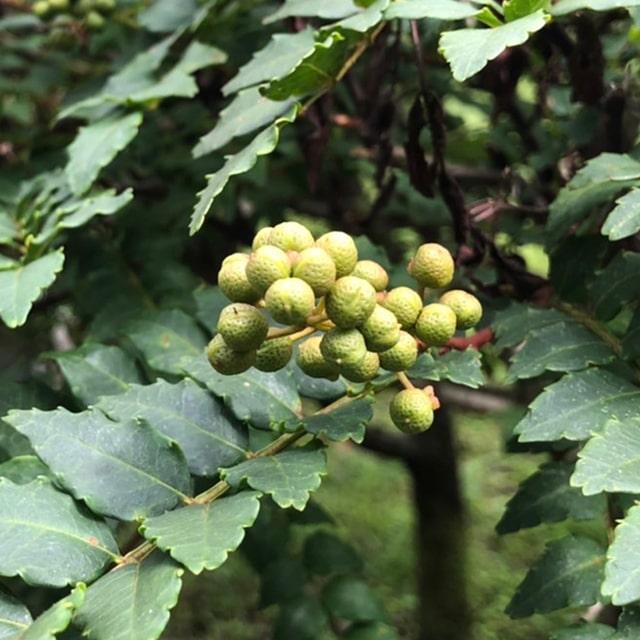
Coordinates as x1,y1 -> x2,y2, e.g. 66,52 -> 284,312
444,328 -> 493,352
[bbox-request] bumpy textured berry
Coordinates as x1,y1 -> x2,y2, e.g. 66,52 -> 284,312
292,247 -> 336,295
415,303 -> 457,346
316,231 -> 358,277
297,337 -> 340,379
255,337 -> 293,372
246,245 -> 291,294
379,331 -> 418,372
217,303 -> 268,352
269,221 -> 315,252
351,260 -> 389,292
218,260 -> 261,303
265,277 -> 315,325
439,290 -> 483,330
409,243 -> 454,289
326,276 -> 377,329
382,287 -> 423,329
222,252 -> 250,267
252,227 -> 273,250
360,305 -> 401,352
340,351 -> 380,383
207,335 -> 255,375
390,389 -> 434,434
320,328 -> 367,366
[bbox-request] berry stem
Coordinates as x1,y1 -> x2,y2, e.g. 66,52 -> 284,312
396,371 -> 415,390
267,325 -> 306,339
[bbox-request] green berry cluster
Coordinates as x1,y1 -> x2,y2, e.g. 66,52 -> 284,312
209,223 -> 483,435
32,0 -> 115,31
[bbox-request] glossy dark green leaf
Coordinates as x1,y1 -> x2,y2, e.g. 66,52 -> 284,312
409,350 -> 484,388
323,575 -> 387,622
303,397 -> 373,443
591,252 -> 640,321
492,303 -> 565,349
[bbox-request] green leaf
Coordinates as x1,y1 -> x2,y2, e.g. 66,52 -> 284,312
503,0 -> 549,21
303,531 -> 363,576
125,309 -> 207,375
551,0 -> 640,15
221,446 -> 327,510
601,188 -> 640,241
573,418 -> 640,496
75,551 -> 183,640
0,478 -> 119,587
21,584 -> 85,640
384,0 -> 480,19
274,597 -> 330,640
303,397 -> 373,443
622,310 -> 640,360
0,455 -> 50,484
327,0 -> 390,33
409,350 -> 484,388
222,29 -> 316,96
190,107 -> 298,235
193,88 -> 297,157
618,607 -> 640,637
96,379 -> 249,477
602,504 -> 640,605
550,623 -> 615,639
492,304 -> 565,349
139,0 -> 199,32
439,11 -> 549,82
184,354 -> 303,431
506,536 -> 605,618
48,343 -> 143,405
193,286 -> 228,333
261,557 -> 306,606
264,0 -> 360,23
507,322 -> 614,381
591,252 -> 640,321
496,462 -> 606,534
0,249 -> 65,328
6,408 -> 192,520
514,368 -> 640,442
65,112 -> 143,196
141,491 -> 261,574
322,575 -> 387,622
343,623 -> 399,640
0,591 -> 31,639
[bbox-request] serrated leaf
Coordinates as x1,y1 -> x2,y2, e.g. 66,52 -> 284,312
507,535 -> 605,618
65,113 -> 143,196
20,584 -> 85,640
503,0 -> 549,21
439,10 -> 549,82
322,575 -> 387,622
550,623 -> 615,639
384,0 -> 479,19
492,304 -> 565,349
303,397 -> 373,443
125,309 -> 207,375
496,462 -> 606,534
0,478 -> 118,587
0,249 -> 64,328
75,551 -> 182,640
6,408 -> 192,520
573,419 -> 640,496
507,321 -> 614,381
139,0 -> 199,32
601,188 -> 640,241
0,591 -> 31,638
221,446 -> 327,510
193,88 -> 297,157
591,252 -> 640,321
96,379 -> 249,477
222,29 -> 316,96
190,107 -> 298,235
0,456 -> 50,484
48,343 -> 143,405
551,0 -> 640,15
514,368 -> 640,442
264,0 -> 359,23
409,349 -> 484,388
142,491 -> 261,574
184,354 -> 303,431
327,0 -> 390,33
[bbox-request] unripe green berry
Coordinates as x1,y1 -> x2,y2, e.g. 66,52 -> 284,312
246,245 -> 291,294
326,276 -> 377,329
415,303 -> 457,346
316,231 -> 358,277
207,334 -> 255,375
217,303 -> 268,352
269,221 -> 315,252
360,304 -> 401,352
95,0 -> 115,11
320,328 -> 367,366
379,331 -> 418,372
86,10 -> 105,29
439,289 -> 483,330
76,0 -> 93,13
218,260 -> 261,304
351,260 -> 389,292
390,389 -> 434,434
222,252 -> 250,267
49,0 -> 69,10
409,243 -> 454,289
255,337 -> 293,372
297,336 -> 340,379
382,287 -> 423,329
33,0 -> 51,16
252,227 -> 273,250
265,277 -> 315,325
340,351 -> 380,382
292,247 -> 336,296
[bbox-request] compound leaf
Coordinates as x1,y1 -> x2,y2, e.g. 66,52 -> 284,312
409,349 -> 484,388
303,396 -> 373,443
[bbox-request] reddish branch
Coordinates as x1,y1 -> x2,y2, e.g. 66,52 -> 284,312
444,328 -> 494,352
